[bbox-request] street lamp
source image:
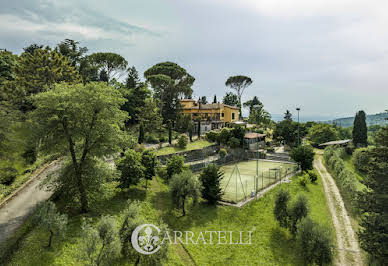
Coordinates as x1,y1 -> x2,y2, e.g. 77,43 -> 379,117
296,107 -> 301,146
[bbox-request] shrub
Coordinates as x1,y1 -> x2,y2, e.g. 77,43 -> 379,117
0,166 -> 17,185
298,173 -> 310,187
117,150 -> 145,188
289,195 -> 309,235
274,189 -> 291,228
159,135 -> 167,143
227,137 -> 241,148
333,159 -> 345,176
218,128 -> 232,145
156,167 -> 168,180
266,146 -> 275,153
134,144 -> 145,153
205,130 -> 219,142
353,148 -> 371,173
290,145 -> 315,171
199,164 -> 224,204
177,134 -> 189,149
166,155 -> 185,180
145,134 -> 159,144
307,170 -> 318,183
219,148 -> 227,158
297,217 -> 334,265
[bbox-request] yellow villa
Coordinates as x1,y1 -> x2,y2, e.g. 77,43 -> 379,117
180,99 -> 240,132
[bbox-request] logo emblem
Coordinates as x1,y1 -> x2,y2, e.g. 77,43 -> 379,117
131,224 -> 161,255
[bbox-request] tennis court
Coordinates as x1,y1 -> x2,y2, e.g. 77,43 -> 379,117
221,160 -> 298,203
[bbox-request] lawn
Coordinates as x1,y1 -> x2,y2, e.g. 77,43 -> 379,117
153,140 -> 215,156
220,160 -> 298,203
3,169 -> 335,265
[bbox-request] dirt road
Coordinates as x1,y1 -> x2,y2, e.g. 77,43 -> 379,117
314,156 -> 363,265
0,161 -> 61,246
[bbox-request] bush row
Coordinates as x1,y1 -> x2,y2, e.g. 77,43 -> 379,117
323,146 -> 358,209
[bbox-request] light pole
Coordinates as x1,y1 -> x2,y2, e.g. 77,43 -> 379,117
296,107 -> 301,146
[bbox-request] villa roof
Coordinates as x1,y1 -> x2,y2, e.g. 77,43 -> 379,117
244,133 -> 266,139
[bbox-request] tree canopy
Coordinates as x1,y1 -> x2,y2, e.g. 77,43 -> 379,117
144,62 -> 195,122
88,52 -> 128,81
32,82 -> 127,212
222,92 -> 238,106
225,75 -> 252,117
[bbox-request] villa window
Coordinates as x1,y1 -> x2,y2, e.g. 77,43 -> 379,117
221,113 -> 224,117
232,113 -> 235,119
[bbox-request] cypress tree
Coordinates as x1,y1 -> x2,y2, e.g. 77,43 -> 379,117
353,110 -> 368,147
213,94 -> 217,103
197,118 -> 201,139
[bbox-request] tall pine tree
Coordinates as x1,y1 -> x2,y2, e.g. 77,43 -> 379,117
353,110 -> 368,147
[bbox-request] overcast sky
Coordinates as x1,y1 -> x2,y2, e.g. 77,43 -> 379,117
1,0 -> 387,121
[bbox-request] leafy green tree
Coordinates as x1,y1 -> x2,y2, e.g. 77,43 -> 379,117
126,66 -> 140,89
225,75 -> 252,117
0,50 -> 18,86
274,189 -> 291,228
308,124 -> 339,146
141,150 -> 157,188
199,164 -> 224,204
117,149 -> 145,189
166,155 -> 184,180
138,123 -> 144,144
32,201 -> 68,248
175,113 -> 192,133
170,170 -> 201,216
284,110 -> 292,121
23,43 -> 43,54
358,126 -> 388,263
137,98 -> 162,132
353,110 -> 368,147
80,216 -> 121,266
32,82 -> 127,212
15,47 -> 81,112
56,39 -> 88,67
79,56 -> 99,83
290,145 -> 315,171
89,52 -> 128,81
222,92 -> 238,106
201,96 -> 207,104
289,195 -> 309,235
274,120 -> 298,146
297,217 -> 334,265
144,62 -> 195,123
244,97 -> 271,126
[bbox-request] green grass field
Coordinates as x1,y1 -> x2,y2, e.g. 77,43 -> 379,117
221,160 -> 298,203
154,140 -> 214,156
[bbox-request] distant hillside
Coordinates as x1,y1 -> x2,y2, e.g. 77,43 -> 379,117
326,112 -> 388,128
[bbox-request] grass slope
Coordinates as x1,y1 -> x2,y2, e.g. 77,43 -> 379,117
154,140 -> 214,156
4,172 -> 334,266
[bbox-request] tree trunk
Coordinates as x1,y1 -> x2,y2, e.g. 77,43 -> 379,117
76,169 -> 88,213
48,230 -> 54,248
182,198 -> 186,216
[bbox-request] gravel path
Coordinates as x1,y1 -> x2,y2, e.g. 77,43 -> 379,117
314,156 -> 363,266
0,161 -> 61,246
